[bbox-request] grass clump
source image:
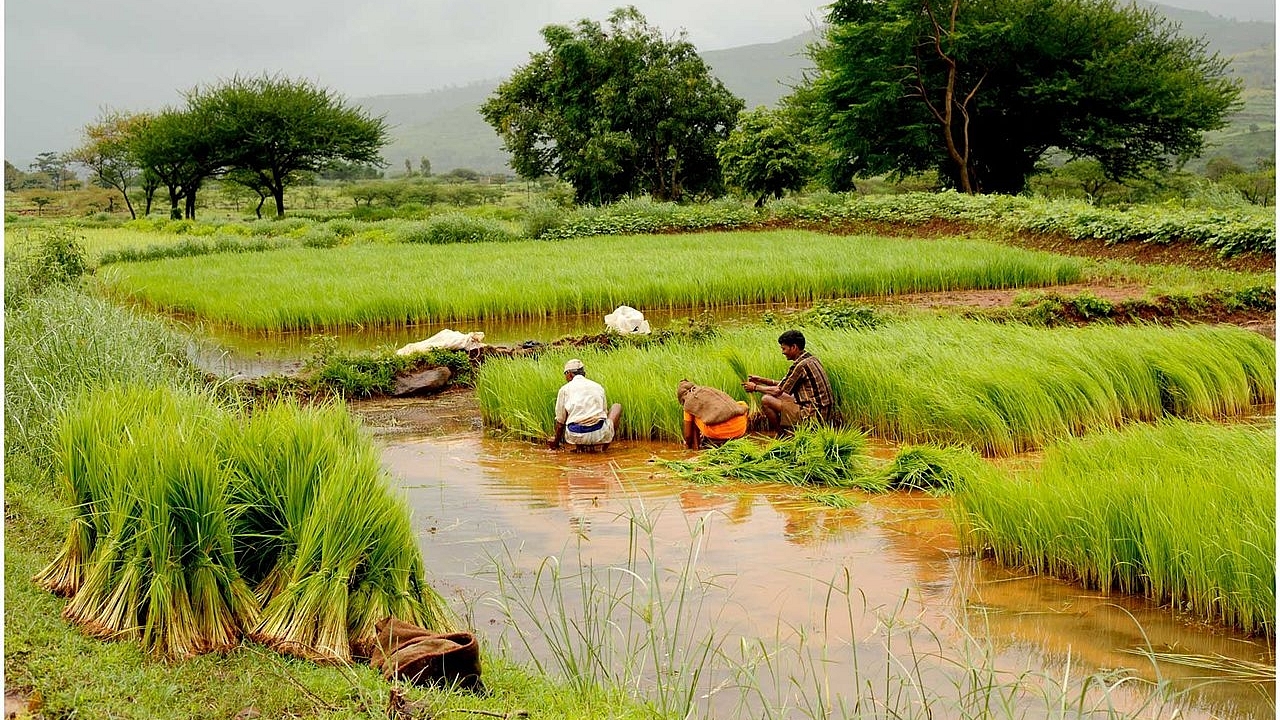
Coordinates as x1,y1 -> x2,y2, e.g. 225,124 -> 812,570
953,419 -> 1276,635
872,444 -> 985,493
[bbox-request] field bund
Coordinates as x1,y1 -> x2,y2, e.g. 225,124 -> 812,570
96,230 -> 1083,331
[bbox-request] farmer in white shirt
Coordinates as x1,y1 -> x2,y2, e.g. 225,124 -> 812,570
549,358 -> 622,450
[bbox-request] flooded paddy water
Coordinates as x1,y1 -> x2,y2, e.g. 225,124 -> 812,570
356,394 -> 1276,720
179,307 -> 1279,718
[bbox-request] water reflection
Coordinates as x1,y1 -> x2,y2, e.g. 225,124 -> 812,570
381,433 -> 1275,719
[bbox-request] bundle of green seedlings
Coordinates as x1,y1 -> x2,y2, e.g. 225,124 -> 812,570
34,385 -> 446,662
663,425 -> 874,487
229,401 -> 447,663
952,419 -> 1276,635
664,427 -> 984,495
477,319 -> 1275,456
34,384 -> 259,659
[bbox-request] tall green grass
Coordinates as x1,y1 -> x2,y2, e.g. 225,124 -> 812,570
952,420 -> 1276,635
4,285 -> 201,464
477,319 -> 1274,455
98,230 -> 1084,331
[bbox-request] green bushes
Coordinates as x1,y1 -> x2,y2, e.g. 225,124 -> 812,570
4,226 -> 90,307
392,213 -> 520,244
534,197 -> 759,239
98,234 -> 295,264
769,191 -> 1275,256
953,420 -> 1275,635
477,320 -> 1274,454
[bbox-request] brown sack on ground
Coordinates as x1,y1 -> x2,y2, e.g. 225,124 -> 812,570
371,616 -> 482,691
679,382 -> 748,426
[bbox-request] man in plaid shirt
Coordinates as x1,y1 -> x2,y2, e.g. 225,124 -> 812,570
743,329 -> 838,432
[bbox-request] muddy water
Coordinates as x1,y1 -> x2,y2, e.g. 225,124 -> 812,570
377,430 -> 1275,719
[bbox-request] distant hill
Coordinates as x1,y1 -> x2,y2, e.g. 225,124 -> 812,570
357,5 -> 1274,176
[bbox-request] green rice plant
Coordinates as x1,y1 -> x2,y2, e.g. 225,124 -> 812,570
4,284 -> 201,469
238,400 -> 447,663
98,230 -> 1083,331
953,419 -> 1276,635
477,319 -> 1274,455
872,444 -> 986,493
44,384 -> 260,659
663,426 -> 875,488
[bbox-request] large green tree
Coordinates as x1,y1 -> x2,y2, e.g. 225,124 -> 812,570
801,0 -> 1241,194
480,6 -> 744,204
130,109 -> 222,219
188,75 -> 388,217
718,107 -> 817,206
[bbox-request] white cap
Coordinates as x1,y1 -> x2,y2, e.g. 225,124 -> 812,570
563,358 -> 585,373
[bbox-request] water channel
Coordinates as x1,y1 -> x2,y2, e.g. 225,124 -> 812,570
193,317 -> 1276,719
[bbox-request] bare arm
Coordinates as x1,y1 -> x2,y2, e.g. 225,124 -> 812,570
549,421 -> 566,450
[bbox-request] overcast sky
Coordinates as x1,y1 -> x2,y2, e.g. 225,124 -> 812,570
4,0 -> 1274,168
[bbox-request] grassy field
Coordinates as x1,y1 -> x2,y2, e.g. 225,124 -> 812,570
477,319 -> 1275,455
953,419 -> 1276,635
95,230 -> 1085,331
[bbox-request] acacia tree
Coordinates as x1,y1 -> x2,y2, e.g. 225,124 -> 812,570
801,0 -> 1241,193
481,6 -> 744,204
68,111 -> 148,219
129,109 -> 222,219
189,75 -> 388,217
718,107 -> 816,206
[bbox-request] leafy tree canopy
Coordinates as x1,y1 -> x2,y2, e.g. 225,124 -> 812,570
480,6 -> 744,204
188,75 -> 388,217
68,111 -> 150,218
718,107 -> 817,206
800,0 -> 1241,194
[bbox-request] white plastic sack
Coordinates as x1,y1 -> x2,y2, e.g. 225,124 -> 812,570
604,305 -> 650,334
396,329 -> 486,355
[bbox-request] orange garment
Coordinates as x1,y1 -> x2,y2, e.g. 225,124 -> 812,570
684,401 -> 748,440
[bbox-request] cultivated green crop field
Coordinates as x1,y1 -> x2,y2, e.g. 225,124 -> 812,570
477,319 -> 1276,455
97,230 -> 1084,331
955,419 -> 1276,634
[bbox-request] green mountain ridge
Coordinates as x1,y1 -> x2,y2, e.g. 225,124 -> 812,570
357,5 -> 1275,176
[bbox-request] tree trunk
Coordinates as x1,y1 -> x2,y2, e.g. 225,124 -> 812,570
273,185 -> 286,218
168,186 -> 182,220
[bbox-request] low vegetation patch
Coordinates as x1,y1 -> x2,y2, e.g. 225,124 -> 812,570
981,285 -> 1276,327
953,420 -> 1276,636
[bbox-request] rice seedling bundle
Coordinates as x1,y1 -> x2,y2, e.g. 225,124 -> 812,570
477,319 -> 1274,455
35,386 -> 446,662
953,419 -> 1276,635
663,426 -> 876,487
872,445 -> 986,493
37,384 -> 259,659
229,400 -> 447,663
98,231 -> 1083,331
